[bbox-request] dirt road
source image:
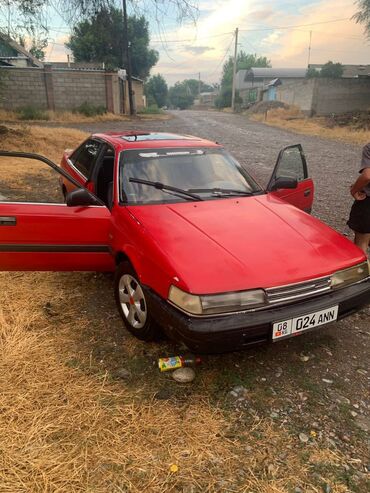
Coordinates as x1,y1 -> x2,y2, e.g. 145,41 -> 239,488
70,109 -> 362,231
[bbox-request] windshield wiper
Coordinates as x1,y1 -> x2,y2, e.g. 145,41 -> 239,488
188,188 -> 253,196
128,178 -> 203,201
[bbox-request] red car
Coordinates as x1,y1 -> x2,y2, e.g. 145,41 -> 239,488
1,132 -> 369,353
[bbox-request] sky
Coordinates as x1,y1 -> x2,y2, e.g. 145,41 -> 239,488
2,0 -> 369,85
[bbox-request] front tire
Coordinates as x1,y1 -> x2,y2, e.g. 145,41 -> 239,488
114,262 -> 161,341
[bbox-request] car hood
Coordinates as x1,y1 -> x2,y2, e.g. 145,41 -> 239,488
127,195 -> 365,294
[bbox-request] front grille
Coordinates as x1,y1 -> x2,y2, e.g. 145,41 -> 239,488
266,276 -> 332,305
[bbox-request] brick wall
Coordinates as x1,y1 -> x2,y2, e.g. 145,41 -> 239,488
313,78 -> 370,115
0,67 -> 48,109
0,65 -> 144,114
52,69 -> 107,109
276,79 -> 316,114
276,78 -> 370,116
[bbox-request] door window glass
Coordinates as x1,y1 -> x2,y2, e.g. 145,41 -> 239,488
70,139 -> 101,178
0,155 -> 71,203
275,146 -> 306,182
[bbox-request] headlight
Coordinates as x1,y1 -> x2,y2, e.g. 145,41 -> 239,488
330,261 -> 369,290
168,285 -> 266,315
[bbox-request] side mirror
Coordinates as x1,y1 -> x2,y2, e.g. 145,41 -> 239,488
66,188 -> 101,207
270,177 -> 298,191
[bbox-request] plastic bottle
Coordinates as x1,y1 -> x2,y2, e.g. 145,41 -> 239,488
158,354 -> 201,372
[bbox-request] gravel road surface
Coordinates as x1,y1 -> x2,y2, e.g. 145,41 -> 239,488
71,109 -> 363,232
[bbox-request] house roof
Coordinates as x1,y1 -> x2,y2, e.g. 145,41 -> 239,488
245,68 -> 307,79
0,31 -> 43,67
50,61 -> 105,70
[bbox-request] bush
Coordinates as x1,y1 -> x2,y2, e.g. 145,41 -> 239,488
137,104 -> 163,115
17,106 -> 49,120
73,102 -> 106,117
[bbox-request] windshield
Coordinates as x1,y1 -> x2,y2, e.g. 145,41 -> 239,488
119,147 -> 262,205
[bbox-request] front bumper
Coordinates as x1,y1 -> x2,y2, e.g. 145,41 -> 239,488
144,279 -> 370,353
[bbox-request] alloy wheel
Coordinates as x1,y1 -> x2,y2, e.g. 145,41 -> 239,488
118,274 -> 147,329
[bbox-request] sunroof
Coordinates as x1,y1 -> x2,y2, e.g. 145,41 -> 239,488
120,133 -> 198,142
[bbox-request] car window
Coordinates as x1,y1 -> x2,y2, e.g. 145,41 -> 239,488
70,139 -> 101,178
119,147 -> 262,205
275,146 -> 306,182
0,155 -> 73,204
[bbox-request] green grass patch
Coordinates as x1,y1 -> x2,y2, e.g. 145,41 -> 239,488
17,105 -> 50,120
138,104 -> 163,115
73,101 -> 106,117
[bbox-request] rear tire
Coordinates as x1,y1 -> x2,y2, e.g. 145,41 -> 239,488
114,261 -> 161,341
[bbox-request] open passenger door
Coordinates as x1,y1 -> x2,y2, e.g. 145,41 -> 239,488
266,144 -> 314,213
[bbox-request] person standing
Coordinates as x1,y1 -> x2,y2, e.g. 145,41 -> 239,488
348,143 -> 370,254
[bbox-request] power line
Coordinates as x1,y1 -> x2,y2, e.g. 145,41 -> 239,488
239,17 -> 351,33
205,33 -> 235,78
150,31 -> 233,44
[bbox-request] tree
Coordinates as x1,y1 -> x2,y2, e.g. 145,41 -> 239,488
0,1 -> 198,33
306,67 -> 320,78
320,61 -> 344,78
218,51 -> 271,108
179,79 -> 214,98
66,7 -> 158,78
145,74 -> 168,107
221,51 -> 271,90
29,38 -> 48,60
353,0 -> 370,37
168,82 -> 194,109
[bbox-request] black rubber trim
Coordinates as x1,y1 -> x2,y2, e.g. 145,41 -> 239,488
0,244 -> 110,253
0,216 -> 16,226
143,280 -> 370,353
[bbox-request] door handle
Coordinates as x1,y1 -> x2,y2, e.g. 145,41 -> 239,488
304,189 -> 311,197
0,216 -> 17,226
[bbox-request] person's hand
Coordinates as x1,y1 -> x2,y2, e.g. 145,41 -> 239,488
352,190 -> 367,201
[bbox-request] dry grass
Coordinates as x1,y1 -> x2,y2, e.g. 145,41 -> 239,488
0,271 -> 354,492
0,109 -> 129,123
0,109 -> 171,124
0,124 -> 88,161
0,126 -> 358,492
251,108 -> 370,145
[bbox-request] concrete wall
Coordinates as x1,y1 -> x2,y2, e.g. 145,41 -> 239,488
275,78 -> 370,116
52,69 -> 107,109
313,78 -> 370,115
276,79 -> 316,113
0,65 -> 144,114
0,67 -> 48,109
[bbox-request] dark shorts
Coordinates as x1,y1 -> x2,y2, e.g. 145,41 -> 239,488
348,196 -> 370,234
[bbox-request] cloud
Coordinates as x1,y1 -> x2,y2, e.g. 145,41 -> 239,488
248,8 -> 274,21
183,45 -> 215,55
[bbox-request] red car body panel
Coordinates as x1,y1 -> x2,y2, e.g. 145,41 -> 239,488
271,177 -> 314,212
126,194 -> 364,297
2,132 -> 370,352
0,202 -> 114,271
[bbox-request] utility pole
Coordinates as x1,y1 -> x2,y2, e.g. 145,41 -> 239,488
198,72 -> 201,99
231,27 -> 239,112
307,30 -> 312,67
122,0 -> 135,115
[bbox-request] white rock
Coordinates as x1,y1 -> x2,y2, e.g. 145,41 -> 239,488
172,367 -> 196,383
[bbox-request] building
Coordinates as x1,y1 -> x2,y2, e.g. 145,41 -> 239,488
236,67 -> 307,104
0,31 -> 43,68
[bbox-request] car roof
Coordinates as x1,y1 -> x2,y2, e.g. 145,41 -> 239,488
92,131 -> 221,151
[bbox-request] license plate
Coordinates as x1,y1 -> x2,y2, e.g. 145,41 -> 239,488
272,305 -> 338,341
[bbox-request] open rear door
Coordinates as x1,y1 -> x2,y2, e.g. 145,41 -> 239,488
267,144 -> 314,213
